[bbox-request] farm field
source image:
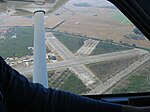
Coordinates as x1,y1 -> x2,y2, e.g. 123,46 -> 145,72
86,55 -> 140,82
91,41 -> 133,55
48,69 -> 88,94
26,69 -> 88,94
112,12 -> 132,25
54,32 -> 133,55
55,7 -> 134,42
0,0 -> 149,49
0,26 -> 34,58
53,32 -> 87,53
111,60 -> 150,94
59,72 -> 89,94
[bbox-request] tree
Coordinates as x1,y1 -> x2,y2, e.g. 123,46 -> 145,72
132,44 -> 136,47
133,28 -> 142,35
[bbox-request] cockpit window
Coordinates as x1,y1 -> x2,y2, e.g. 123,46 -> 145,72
0,0 -> 150,94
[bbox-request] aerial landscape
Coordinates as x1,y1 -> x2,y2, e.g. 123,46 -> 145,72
0,0 -> 150,94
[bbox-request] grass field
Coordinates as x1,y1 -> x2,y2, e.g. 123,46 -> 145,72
91,41 -> 133,55
53,32 -> 87,53
73,2 -> 91,7
0,26 -> 34,58
27,69 -> 88,94
86,56 -> 139,82
53,32 -> 133,55
112,12 -> 132,25
59,73 -> 89,94
112,60 -> 150,94
48,69 -> 88,94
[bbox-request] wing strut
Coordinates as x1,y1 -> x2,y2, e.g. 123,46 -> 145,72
33,11 -> 48,88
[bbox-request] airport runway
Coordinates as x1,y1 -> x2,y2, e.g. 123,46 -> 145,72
16,48 -> 148,76
88,53 -> 150,94
45,33 -> 148,87
47,33 -> 97,86
14,33 -> 149,89
75,39 -> 99,56
47,34 -> 74,59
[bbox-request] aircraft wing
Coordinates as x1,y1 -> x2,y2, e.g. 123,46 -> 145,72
0,0 -> 69,16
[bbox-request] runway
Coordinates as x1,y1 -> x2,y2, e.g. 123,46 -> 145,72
14,33 -> 149,89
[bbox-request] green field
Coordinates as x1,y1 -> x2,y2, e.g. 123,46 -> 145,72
112,12 -> 132,25
112,62 -> 150,94
86,56 -> 139,82
53,32 -> 87,53
73,2 -> 91,7
48,69 -> 88,94
27,69 -> 88,94
91,41 -> 133,55
59,74 -> 88,94
0,26 -> 34,58
53,32 -> 133,55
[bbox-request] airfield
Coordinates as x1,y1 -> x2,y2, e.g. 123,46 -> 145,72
12,32 -> 149,94
0,0 -> 150,94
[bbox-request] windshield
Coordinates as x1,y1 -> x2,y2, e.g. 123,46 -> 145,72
0,0 -> 150,95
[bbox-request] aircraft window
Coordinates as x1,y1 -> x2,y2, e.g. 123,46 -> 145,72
136,0 -> 150,16
0,0 -> 150,95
